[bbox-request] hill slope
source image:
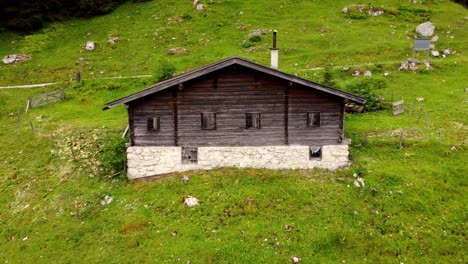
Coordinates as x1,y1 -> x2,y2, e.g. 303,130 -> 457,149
0,0 -> 467,263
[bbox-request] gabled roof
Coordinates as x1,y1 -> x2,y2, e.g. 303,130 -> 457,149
103,56 -> 366,110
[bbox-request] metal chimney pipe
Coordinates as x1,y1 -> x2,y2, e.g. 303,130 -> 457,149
271,30 -> 278,70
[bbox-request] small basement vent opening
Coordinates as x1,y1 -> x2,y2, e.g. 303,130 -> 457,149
182,147 -> 198,164
309,146 -> 322,160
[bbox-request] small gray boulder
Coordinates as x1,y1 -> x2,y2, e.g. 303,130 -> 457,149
416,21 -> 435,37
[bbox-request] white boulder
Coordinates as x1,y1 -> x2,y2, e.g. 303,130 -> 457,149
416,21 -> 435,37
85,41 -> 95,51
3,54 -> 17,64
183,195 -> 199,207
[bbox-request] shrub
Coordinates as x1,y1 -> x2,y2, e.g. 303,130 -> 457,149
346,77 -> 388,112
249,35 -> 262,43
242,41 -> 253,48
156,60 -> 176,81
99,135 -> 127,177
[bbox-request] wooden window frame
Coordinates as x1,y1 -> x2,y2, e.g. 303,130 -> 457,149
147,116 -> 160,131
246,112 -> 261,129
307,112 -> 321,128
201,112 -> 216,130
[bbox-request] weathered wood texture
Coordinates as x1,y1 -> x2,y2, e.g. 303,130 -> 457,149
129,65 -> 344,146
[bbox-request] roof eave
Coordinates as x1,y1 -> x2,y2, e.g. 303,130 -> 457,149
103,56 -> 367,109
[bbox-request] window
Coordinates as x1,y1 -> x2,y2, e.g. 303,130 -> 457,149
246,113 -> 261,129
201,112 -> 216,130
147,116 -> 160,131
182,147 -> 198,164
309,146 -> 322,160
307,112 -> 320,127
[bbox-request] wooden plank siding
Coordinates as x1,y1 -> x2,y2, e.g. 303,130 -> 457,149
128,65 -> 345,147
288,86 -> 344,145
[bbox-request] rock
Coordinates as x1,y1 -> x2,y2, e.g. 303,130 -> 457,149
108,36 -> 119,44
368,10 -> 384,16
3,54 -> 16,64
343,66 -> 350,71
399,61 -> 409,71
342,7 -> 348,13
354,177 -> 365,188
431,35 -> 439,42
364,71 -> 372,77
196,4 -> 203,10
99,195 -> 113,206
383,72 -> 389,76
85,41 -> 95,51
431,50 -> 440,57
3,54 -> 31,64
182,175 -> 190,183
429,44 -> 435,50
248,29 -> 267,37
400,59 -> 419,71
416,97 -> 424,102
168,47 -> 187,55
409,61 -> 418,71
352,69 -> 361,77
292,256 -> 301,263
424,61 -> 432,70
416,21 -> 435,37
285,224 -> 292,232
183,195 -> 199,207
442,49 -> 451,55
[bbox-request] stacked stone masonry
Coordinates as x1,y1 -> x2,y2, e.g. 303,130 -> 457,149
127,145 -> 350,179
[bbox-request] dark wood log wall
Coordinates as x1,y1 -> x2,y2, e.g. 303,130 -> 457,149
129,65 -> 344,146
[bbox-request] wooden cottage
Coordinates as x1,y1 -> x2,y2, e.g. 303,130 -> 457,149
104,56 -> 366,179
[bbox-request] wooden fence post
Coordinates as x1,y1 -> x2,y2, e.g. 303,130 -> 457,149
17,111 -> 21,128
439,128 -> 443,145
399,131 -> 403,149
425,112 -> 428,128
409,103 -> 413,116
25,100 -> 30,113
76,70 -> 81,82
29,121 -> 34,134
417,106 -> 423,123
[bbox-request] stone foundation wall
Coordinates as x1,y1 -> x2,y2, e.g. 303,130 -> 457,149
126,145 -> 349,179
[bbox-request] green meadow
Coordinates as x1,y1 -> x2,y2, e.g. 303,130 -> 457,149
0,0 -> 466,262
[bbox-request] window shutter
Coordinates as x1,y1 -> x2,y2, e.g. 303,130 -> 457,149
201,112 -> 216,130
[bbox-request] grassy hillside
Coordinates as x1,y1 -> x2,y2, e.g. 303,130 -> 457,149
0,0 -> 467,263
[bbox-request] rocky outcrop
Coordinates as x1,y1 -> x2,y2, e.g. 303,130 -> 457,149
2,54 -> 32,64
